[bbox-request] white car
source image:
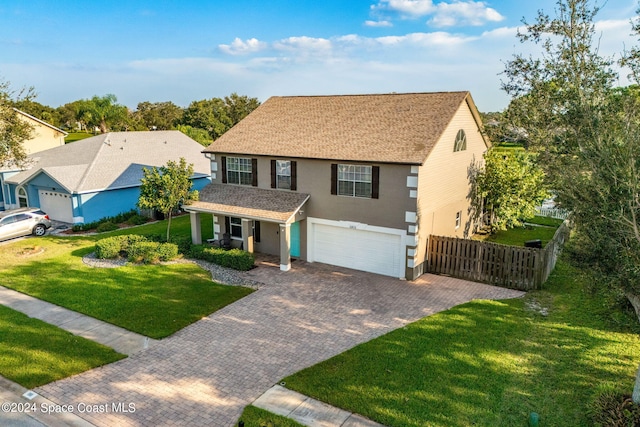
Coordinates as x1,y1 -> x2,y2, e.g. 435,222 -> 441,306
0,208 -> 52,241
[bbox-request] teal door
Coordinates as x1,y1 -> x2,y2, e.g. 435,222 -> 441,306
290,221 -> 301,257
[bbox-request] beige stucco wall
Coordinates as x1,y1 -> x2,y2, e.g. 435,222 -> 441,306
412,100 -> 488,273
210,155 -> 416,231
18,114 -> 65,155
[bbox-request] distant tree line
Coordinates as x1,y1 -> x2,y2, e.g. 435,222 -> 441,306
11,92 -> 260,146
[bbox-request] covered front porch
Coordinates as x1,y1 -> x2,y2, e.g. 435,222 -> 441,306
184,183 -> 309,271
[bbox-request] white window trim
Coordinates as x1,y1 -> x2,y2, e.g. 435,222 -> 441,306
337,164 -> 373,198
226,157 -> 252,186
455,211 -> 462,229
276,160 -> 291,190
229,216 -> 243,240
16,186 -> 28,208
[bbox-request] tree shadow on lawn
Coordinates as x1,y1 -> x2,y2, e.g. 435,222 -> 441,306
283,296 -> 640,427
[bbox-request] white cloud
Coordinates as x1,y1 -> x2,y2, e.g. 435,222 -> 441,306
364,20 -> 393,27
371,0 -> 505,27
376,0 -> 435,17
273,36 -> 333,53
429,1 -> 504,27
218,37 -> 266,55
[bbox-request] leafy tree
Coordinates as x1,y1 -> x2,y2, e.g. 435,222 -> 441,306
181,94 -> 259,140
175,124 -> 212,146
12,99 -> 60,127
133,101 -> 183,130
137,158 -> 199,241
224,92 -> 260,125
502,0 -> 640,321
182,98 -> 232,140
76,94 -> 129,133
473,149 -> 548,231
0,79 -> 35,167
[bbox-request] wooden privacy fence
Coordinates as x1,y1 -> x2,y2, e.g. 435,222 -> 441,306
427,222 -> 571,290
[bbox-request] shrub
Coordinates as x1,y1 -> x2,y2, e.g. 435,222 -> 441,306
95,235 -> 149,259
169,235 -> 193,254
589,389 -> 640,426
95,237 -> 123,259
96,221 -> 119,233
157,243 -> 179,261
189,245 -> 254,271
128,241 -> 161,264
126,214 -> 148,226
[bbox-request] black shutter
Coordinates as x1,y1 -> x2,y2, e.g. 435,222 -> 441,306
224,216 -> 230,234
270,160 -> 276,188
221,156 -> 227,184
290,161 -> 297,191
330,164 -> 338,195
251,158 -> 258,187
254,221 -> 261,243
371,166 -> 380,199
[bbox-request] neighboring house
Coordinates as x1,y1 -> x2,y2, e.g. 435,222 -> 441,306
1,131 -> 210,224
0,110 -> 67,211
15,108 -> 68,154
185,92 -> 490,280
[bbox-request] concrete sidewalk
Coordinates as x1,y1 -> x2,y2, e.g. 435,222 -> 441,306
253,385 -> 385,427
0,285 -> 156,356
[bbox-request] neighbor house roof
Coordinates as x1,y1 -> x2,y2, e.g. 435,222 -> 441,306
6,131 -> 210,193
186,183 -> 309,223
203,91 -> 487,165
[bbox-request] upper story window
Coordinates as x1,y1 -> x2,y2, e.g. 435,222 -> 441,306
222,156 -> 257,186
271,159 -> 297,190
331,164 -> 380,199
226,157 -> 252,185
453,129 -> 467,152
277,160 -> 291,189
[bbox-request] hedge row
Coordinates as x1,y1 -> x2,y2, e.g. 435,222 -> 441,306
95,235 -> 177,264
189,245 -> 255,271
73,210 -> 148,232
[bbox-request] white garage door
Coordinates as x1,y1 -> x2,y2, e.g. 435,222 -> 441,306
310,220 -> 404,278
38,190 -> 73,223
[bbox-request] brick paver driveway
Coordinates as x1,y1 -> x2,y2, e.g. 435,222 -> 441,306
36,260 -> 524,426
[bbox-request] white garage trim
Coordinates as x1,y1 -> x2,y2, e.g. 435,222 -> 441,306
38,190 -> 73,223
307,217 -> 406,279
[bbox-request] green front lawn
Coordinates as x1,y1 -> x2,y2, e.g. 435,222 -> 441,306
0,305 -> 125,388
0,215 -> 251,339
279,257 -> 640,426
477,216 -> 561,247
237,406 -> 305,427
64,132 -> 95,143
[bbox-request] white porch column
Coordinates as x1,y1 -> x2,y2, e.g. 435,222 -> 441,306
190,211 -> 202,245
241,218 -> 254,253
279,223 -> 291,271
213,215 -> 220,240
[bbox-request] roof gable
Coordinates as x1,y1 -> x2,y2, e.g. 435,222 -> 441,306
203,92 -> 482,164
7,131 -> 210,193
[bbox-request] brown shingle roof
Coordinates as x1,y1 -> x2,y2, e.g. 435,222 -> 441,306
203,92 -> 474,164
186,183 -> 309,223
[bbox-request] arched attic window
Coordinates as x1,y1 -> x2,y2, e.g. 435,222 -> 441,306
17,186 -> 28,208
453,129 -> 467,152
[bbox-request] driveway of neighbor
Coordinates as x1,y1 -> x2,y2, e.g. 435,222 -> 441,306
35,260 -> 523,427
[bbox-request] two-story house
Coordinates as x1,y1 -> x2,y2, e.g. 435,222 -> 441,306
185,92 -> 489,280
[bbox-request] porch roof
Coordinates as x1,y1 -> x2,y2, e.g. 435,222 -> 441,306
185,183 -> 309,223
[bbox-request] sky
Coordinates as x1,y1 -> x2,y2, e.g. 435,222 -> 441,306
1,0 -> 638,112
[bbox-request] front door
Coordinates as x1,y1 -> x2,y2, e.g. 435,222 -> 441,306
290,221 -> 300,257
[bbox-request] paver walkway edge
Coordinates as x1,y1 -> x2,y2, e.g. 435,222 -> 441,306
0,285 -> 156,356
253,385 -> 386,427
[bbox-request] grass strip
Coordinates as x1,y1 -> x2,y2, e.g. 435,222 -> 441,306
0,305 -> 125,389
